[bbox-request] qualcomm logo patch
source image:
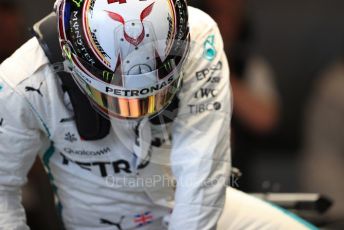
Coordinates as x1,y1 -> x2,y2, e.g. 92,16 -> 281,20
203,35 -> 217,61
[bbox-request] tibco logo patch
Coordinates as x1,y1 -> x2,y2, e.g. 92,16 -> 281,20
188,102 -> 222,114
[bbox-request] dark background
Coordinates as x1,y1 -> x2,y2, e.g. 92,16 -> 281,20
191,0 -> 344,150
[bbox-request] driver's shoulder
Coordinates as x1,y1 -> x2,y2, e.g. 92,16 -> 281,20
188,6 -> 218,45
0,37 -> 50,89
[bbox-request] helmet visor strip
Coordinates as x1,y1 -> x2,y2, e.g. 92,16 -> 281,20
71,66 -> 183,119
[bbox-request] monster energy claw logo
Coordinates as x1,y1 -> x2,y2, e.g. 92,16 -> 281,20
73,0 -> 83,7
103,71 -> 116,82
63,45 -> 72,61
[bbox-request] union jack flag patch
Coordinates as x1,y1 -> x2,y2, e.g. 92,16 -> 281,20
134,211 -> 153,227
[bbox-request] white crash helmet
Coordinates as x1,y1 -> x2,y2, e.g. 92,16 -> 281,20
56,0 -> 189,119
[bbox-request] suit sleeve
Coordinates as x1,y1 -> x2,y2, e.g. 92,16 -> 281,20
0,76 -> 45,229
169,22 -> 232,230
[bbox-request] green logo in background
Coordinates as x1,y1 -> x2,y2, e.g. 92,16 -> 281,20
72,0 -> 83,7
203,35 -> 217,61
63,44 -> 73,62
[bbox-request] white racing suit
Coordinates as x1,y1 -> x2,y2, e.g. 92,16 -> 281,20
0,7 -> 315,230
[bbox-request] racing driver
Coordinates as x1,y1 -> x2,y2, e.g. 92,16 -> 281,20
0,0 -> 316,229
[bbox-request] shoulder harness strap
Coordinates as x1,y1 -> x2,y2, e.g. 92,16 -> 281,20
31,12 -> 110,140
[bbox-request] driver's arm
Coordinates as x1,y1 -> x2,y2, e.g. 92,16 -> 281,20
169,10 -> 232,229
0,65 -> 45,229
